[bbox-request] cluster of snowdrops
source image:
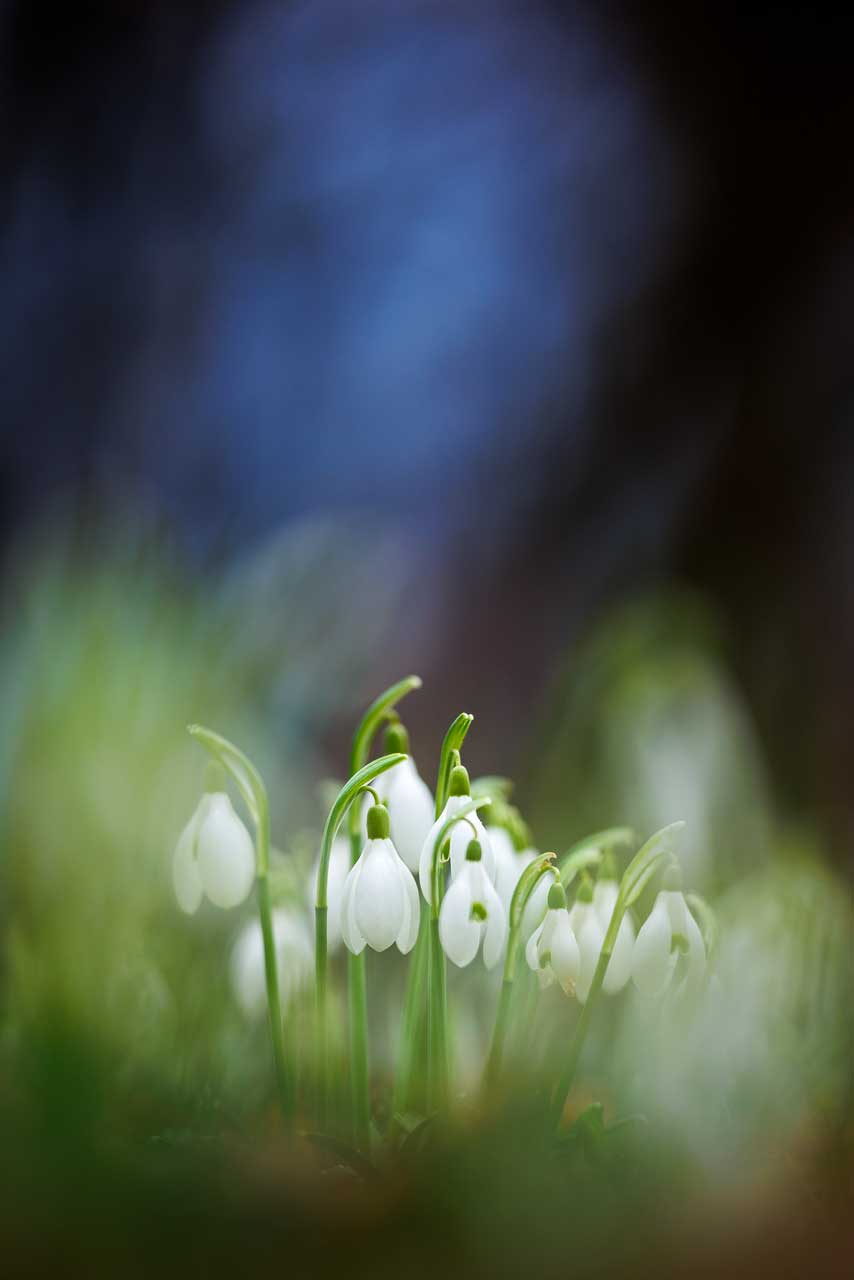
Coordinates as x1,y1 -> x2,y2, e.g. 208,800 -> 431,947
172,677 -> 710,1138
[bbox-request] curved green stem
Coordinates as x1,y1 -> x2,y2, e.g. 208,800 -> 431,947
391,710 -> 473,1114
187,725 -> 292,1122
426,794 -> 492,1109
344,676 -> 421,1149
393,899 -> 430,1113
484,854 -> 557,1088
549,822 -> 684,1131
349,676 -> 422,785
314,751 -> 406,1131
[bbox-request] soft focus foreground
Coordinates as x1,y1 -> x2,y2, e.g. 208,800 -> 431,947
0,526 -> 851,1277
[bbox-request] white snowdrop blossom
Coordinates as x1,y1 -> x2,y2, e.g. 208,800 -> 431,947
567,879 -> 606,1004
173,791 -> 255,913
439,839 -> 507,968
592,877 -> 635,995
519,860 -> 551,941
308,835 -> 351,952
526,881 -> 581,995
375,755 -> 434,873
419,766 -> 495,904
230,908 -> 313,1018
632,886 -> 706,998
340,804 -> 419,955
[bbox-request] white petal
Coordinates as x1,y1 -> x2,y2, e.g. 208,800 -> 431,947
490,827 -> 525,909
481,876 -> 508,969
372,765 -> 393,803
438,866 -> 481,967
385,760 -> 435,872
539,907 -> 559,954
677,901 -> 707,998
525,920 -> 545,972
632,894 -> 676,997
550,912 -> 582,996
446,796 -> 477,880
339,858 -> 366,954
172,804 -> 205,914
395,858 -> 421,954
593,880 -> 619,928
354,838 -> 404,951
477,821 -> 496,885
229,918 -> 266,1017
570,903 -> 605,1004
520,869 -> 550,941
272,908 -> 314,1004
326,836 -> 352,951
419,810 -> 446,905
663,889 -> 689,937
603,911 -> 636,994
308,835 -> 352,952
592,878 -> 636,994
197,793 -> 255,909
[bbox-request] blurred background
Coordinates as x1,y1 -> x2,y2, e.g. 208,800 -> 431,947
0,1 -> 852,1273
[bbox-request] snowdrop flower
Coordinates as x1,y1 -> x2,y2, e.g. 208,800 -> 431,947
307,835 -> 351,952
340,803 -> 419,955
519,858 -> 551,941
632,870 -> 706,998
173,784 -> 255,913
592,866 -> 635,995
419,765 -> 495,904
526,880 -> 581,995
439,838 -> 507,969
567,875 -> 606,1004
230,908 -> 313,1018
373,723 -> 434,872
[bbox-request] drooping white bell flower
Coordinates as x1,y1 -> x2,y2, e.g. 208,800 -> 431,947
307,834 -> 351,952
519,858 -> 551,941
632,873 -> 706,998
592,874 -> 635,995
340,803 -> 420,954
230,907 -> 313,1018
373,723 -> 435,872
567,875 -> 606,1004
525,880 -> 581,994
419,765 -> 495,904
173,788 -> 255,913
438,838 -> 507,969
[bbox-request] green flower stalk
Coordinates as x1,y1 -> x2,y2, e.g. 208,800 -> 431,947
549,822 -> 685,1132
484,853 -> 558,1088
343,676 -> 421,1149
394,711 -> 473,1113
314,752 -> 406,1134
421,793 -> 492,1107
185,725 -> 294,1124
